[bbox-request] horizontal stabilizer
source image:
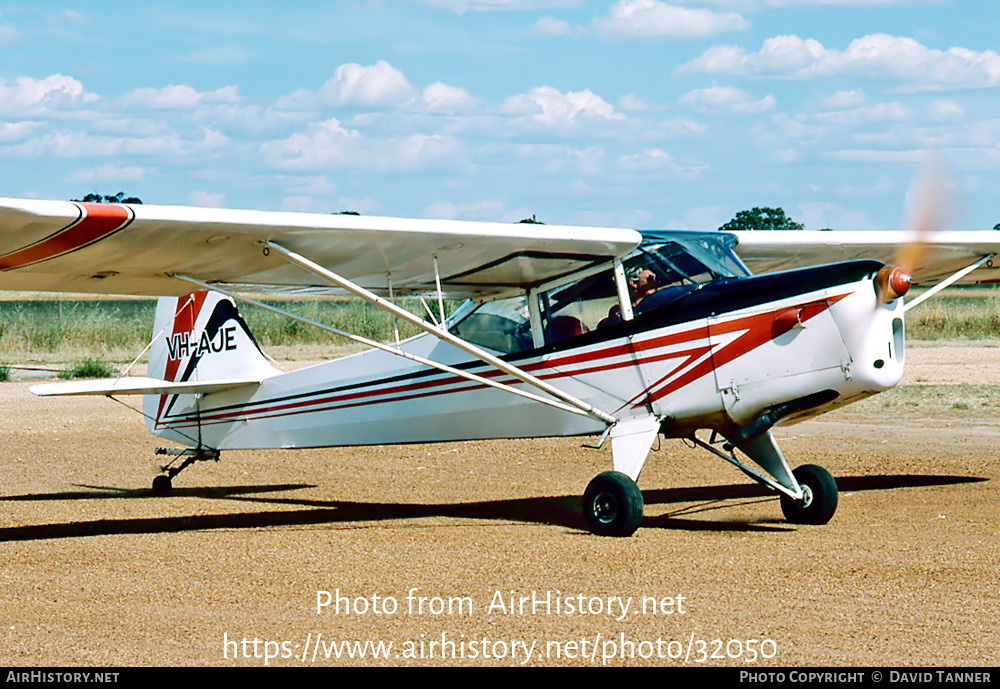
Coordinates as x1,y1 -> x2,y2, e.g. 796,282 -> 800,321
30,376 -> 262,397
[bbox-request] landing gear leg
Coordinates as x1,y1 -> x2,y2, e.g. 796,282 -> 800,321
690,430 -> 839,525
582,471 -> 644,537
151,447 -> 220,496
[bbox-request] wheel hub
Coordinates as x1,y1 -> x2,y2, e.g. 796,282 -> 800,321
592,491 -> 619,524
799,483 -> 814,508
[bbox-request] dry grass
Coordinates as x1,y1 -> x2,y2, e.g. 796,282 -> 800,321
0,295 -> 446,365
855,383 -> 1000,412
905,286 -> 1000,340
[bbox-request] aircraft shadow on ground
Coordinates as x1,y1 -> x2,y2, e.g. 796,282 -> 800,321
0,474 -> 986,542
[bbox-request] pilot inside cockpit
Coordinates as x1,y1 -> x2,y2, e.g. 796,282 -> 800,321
611,238 -> 736,322
625,265 -> 660,308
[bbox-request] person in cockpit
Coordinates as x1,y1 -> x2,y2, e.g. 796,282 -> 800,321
626,265 -> 659,308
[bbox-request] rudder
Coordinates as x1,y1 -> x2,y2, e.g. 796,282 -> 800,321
143,290 -> 277,435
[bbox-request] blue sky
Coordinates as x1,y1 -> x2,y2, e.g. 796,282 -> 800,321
2,1 -> 999,231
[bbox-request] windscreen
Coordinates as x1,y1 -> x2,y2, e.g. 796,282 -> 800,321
622,233 -> 749,315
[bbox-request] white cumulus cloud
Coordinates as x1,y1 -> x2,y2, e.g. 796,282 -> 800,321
0,121 -> 42,142
679,84 -> 776,115
420,82 -> 478,113
679,34 -> 1000,91
0,74 -> 99,116
329,61 -> 416,107
121,85 -> 242,110
278,61 -> 417,110
263,117 -> 463,172
263,118 -> 361,169
617,148 -> 708,178
501,87 -> 625,128
593,0 -> 750,40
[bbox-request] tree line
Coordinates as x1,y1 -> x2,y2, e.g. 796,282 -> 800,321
71,192 -> 142,204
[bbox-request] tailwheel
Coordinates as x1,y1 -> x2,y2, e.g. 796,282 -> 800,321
150,446 -> 220,496
780,464 -> 838,525
582,471 -> 644,537
151,474 -> 172,496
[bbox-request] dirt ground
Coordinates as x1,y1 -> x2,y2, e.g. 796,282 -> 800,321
0,341 -> 997,667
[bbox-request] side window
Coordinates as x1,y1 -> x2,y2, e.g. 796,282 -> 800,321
540,269 -> 620,345
448,296 -> 533,355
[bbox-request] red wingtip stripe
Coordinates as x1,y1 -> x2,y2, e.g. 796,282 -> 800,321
0,202 -> 133,271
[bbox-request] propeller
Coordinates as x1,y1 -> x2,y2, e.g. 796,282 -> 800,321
876,150 -> 959,303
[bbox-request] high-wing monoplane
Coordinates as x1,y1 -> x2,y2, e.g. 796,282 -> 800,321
1,198 -> 919,536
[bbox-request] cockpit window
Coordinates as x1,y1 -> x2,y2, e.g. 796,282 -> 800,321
448,296 -> 532,355
623,236 -> 747,315
673,234 -> 751,280
539,269 -> 618,345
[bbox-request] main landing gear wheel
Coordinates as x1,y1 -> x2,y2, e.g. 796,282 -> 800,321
583,471 -> 644,537
780,464 -> 838,525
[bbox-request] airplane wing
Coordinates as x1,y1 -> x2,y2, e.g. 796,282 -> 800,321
0,198 -> 642,299
731,230 -> 1000,286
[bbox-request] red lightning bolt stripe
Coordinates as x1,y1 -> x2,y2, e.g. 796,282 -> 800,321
640,295 -> 849,407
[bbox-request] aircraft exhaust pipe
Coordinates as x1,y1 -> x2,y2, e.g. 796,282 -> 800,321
729,389 -> 840,446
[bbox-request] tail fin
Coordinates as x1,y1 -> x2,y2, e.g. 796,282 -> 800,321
143,290 -> 277,439
146,290 -> 277,384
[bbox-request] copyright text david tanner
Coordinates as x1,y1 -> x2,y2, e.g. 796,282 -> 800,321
740,671 -> 992,683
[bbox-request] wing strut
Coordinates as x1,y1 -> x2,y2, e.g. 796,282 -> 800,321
903,253 -> 996,312
172,275 -> 607,423
255,241 -> 619,426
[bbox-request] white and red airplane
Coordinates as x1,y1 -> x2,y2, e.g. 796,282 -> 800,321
2,197 -> 996,536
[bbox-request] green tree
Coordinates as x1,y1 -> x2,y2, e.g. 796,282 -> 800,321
719,207 -> 803,232
518,214 -> 544,224
72,191 -> 142,204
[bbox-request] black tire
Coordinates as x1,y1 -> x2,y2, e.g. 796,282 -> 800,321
151,474 -> 172,496
780,464 -> 837,525
582,471 -> 644,537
